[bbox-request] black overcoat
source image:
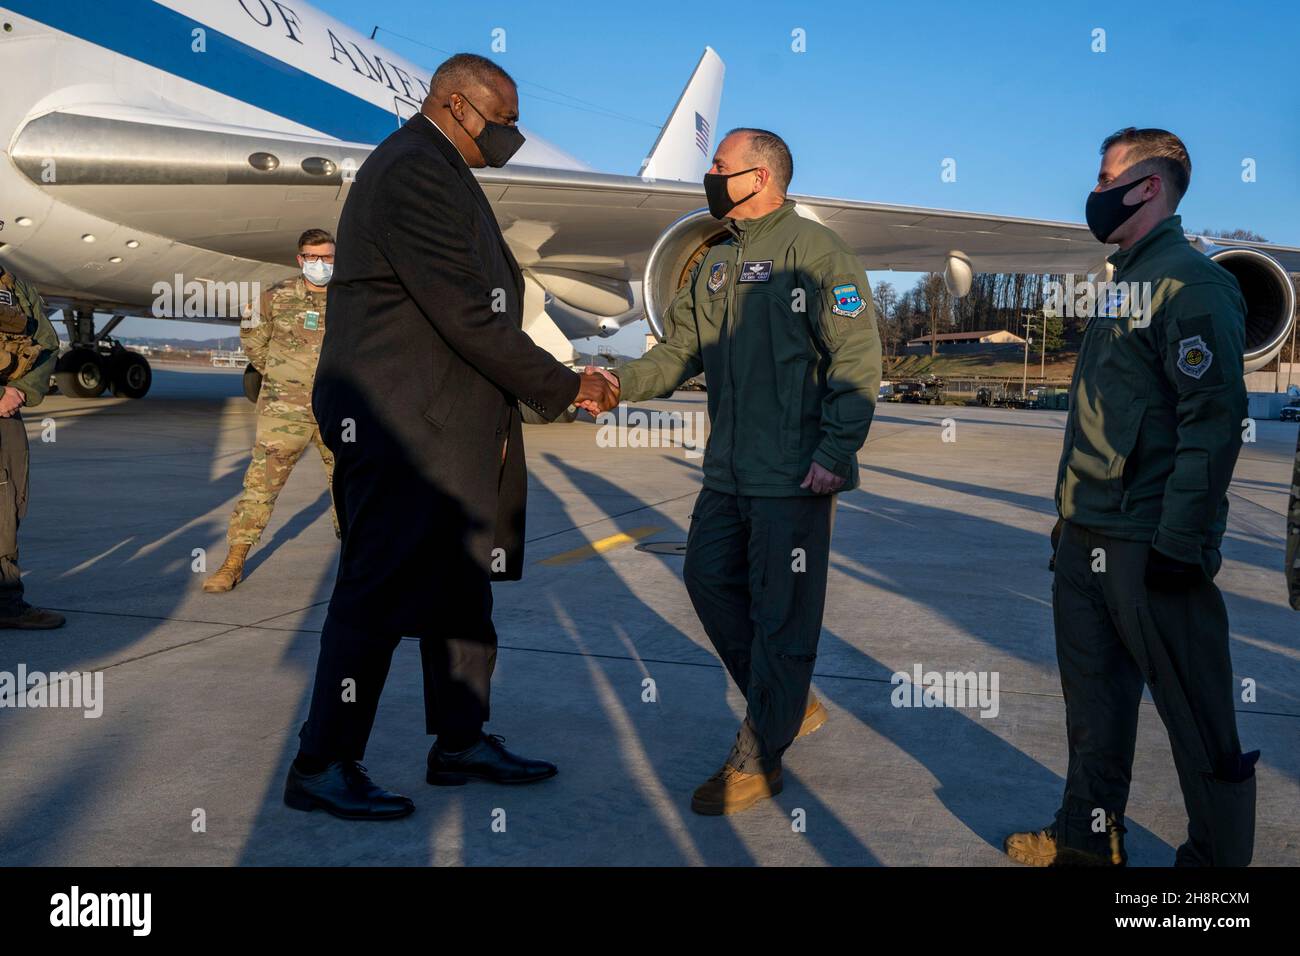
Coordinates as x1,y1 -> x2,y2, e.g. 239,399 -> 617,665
313,115 -> 579,634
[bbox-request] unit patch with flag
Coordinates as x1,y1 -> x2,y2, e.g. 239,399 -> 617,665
831,283 -> 866,318
1177,335 -> 1213,379
738,260 -> 773,283
707,260 -> 728,293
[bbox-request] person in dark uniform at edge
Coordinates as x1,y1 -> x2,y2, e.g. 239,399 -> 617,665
283,54 -> 617,820
1006,128 -> 1259,866
0,260 -> 64,630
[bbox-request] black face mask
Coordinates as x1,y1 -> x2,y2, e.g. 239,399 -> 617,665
703,167 -> 761,219
1085,174 -> 1152,243
448,94 -> 525,168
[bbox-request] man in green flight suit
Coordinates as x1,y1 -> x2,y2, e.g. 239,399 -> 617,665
1006,128 -> 1258,867
0,262 -> 64,629
598,128 -> 882,815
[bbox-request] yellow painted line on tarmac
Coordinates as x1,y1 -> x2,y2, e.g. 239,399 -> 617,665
539,525 -> 664,566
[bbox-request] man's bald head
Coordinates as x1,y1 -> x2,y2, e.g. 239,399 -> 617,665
423,53 -> 520,168
724,128 -> 794,195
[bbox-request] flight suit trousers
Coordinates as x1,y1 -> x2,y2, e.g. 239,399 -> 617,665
0,415 -> 28,613
683,487 -> 834,775
1052,521 -> 1256,866
227,413 -> 338,546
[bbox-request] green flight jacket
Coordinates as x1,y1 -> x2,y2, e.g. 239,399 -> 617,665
4,272 -> 59,408
617,200 -> 882,496
1055,215 -> 1247,567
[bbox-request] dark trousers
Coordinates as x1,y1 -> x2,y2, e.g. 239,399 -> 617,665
683,487 -> 834,774
1053,521 -> 1255,865
297,606 -> 497,762
0,415 -> 28,613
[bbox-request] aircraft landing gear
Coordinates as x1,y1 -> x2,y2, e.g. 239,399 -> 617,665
55,347 -> 108,398
55,310 -> 153,399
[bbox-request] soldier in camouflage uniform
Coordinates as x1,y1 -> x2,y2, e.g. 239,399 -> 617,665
0,262 -> 64,628
1289,427 -> 1299,611
204,230 -> 339,592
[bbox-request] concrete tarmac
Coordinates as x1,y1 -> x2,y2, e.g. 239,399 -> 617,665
0,366 -> 1296,866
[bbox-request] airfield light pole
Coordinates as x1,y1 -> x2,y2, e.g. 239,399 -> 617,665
1287,315 -> 1297,392
1040,311 -> 1047,381
1021,314 -> 1032,399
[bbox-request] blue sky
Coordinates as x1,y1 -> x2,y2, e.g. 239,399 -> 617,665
130,0 -> 1299,346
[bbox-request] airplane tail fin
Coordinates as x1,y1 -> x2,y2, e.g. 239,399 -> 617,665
637,47 -> 724,183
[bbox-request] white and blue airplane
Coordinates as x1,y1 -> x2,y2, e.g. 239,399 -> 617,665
1,0 -> 1295,400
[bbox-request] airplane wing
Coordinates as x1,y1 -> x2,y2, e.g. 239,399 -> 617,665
12,107 -> 1113,275
14,108 -> 1300,324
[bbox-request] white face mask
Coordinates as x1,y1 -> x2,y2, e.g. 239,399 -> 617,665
302,259 -> 333,286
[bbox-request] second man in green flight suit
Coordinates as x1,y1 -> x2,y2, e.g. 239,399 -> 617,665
1007,128 -> 1258,867
602,128 -> 882,815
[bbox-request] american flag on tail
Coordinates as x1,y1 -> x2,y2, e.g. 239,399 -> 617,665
694,112 -> 710,156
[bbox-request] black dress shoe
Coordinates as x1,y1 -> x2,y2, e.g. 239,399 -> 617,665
284,760 -> 415,820
426,734 -> 558,786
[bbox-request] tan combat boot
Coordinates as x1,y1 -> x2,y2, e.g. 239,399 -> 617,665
203,544 -> 251,593
691,763 -> 783,816
797,693 -> 828,738
1004,823 -> 1127,866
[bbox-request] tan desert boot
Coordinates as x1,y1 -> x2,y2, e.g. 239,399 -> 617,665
797,693 -> 828,738
1004,823 -> 1127,866
203,543 -> 251,593
691,763 -> 783,816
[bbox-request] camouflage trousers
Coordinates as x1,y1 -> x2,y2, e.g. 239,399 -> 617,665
227,414 -> 337,547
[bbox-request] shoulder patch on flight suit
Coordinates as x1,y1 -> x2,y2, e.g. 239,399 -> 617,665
830,283 -> 866,318
738,260 -> 773,282
707,260 -> 728,293
1169,312 -> 1225,387
1176,335 -> 1212,379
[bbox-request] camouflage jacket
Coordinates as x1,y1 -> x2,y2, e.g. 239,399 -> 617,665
242,276 -> 327,422
0,270 -> 60,407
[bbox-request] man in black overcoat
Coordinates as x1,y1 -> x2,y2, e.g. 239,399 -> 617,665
284,53 -> 618,820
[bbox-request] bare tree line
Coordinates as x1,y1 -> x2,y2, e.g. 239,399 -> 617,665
873,272 -> 1077,359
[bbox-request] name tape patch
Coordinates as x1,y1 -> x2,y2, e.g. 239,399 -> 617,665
738,260 -> 773,283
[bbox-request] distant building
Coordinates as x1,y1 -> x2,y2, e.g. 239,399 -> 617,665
907,329 -> 1026,347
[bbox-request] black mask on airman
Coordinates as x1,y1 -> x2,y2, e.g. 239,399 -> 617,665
1085,174 -> 1152,243
703,168 -> 761,219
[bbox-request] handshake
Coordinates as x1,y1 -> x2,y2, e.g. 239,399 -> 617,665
575,365 -> 621,415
